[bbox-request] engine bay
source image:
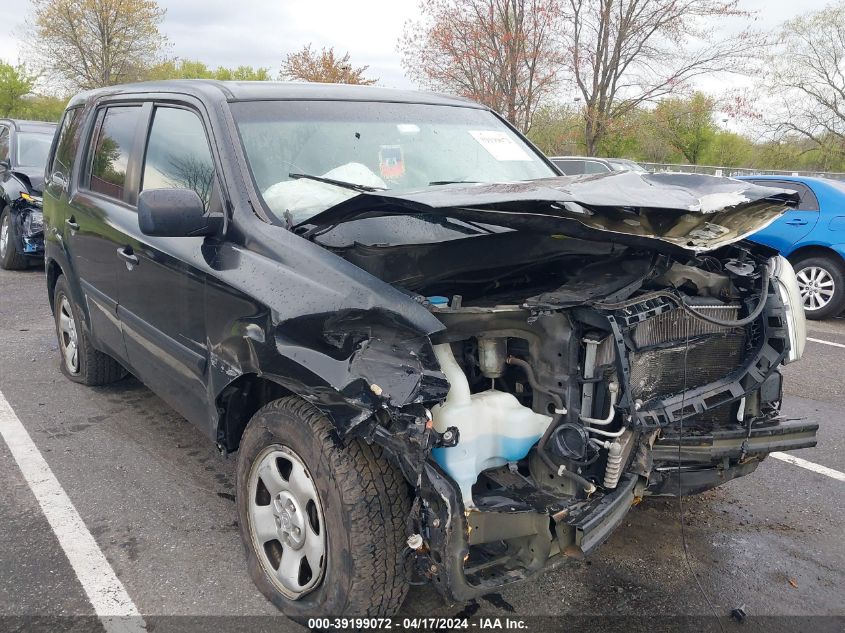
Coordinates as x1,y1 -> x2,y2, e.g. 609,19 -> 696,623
297,174 -> 810,598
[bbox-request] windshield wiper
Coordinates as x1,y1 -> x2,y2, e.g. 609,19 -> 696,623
428,180 -> 480,186
289,172 -> 386,193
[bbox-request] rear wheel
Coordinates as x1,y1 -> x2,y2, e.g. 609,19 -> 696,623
0,207 -> 28,270
236,397 -> 410,619
793,255 -> 845,320
53,275 -> 126,385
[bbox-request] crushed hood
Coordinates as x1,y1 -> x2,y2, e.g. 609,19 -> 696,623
297,171 -> 798,255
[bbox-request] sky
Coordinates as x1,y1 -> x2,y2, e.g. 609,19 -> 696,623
0,0 -> 834,96
0,0 -> 421,88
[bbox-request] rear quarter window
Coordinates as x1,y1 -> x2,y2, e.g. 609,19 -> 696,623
583,160 -> 611,174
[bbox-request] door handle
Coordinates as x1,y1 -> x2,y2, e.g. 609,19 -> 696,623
66,217 -> 79,231
786,219 -> 808,226
117,246 -> 139,266
51,172 -> 68,192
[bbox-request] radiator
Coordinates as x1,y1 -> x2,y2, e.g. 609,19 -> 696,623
631,305 -> 741,348
629,331 -> 746,401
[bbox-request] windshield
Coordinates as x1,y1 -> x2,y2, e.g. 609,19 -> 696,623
231,100 -> 556,224
17,132 -> 53,168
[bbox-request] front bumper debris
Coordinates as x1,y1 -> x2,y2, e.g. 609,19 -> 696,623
647,418 -> 819,496
12,206 -> 44,257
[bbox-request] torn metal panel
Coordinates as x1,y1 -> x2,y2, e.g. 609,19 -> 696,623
298,171 -> 799,255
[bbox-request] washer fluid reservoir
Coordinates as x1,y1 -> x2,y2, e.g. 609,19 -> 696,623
431,343 -> 552,507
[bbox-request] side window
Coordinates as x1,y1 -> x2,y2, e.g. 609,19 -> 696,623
141,107 -> 216,210
0,126 -> 9,162
778,181 -> 819,211
554,160 -> 583,175
51,108 -> 83,181
88,106 -> 142,201
751,180 -> 819,211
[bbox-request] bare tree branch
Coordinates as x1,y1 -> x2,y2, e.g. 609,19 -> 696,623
28,0 -> 168,91
561,0 -> 765,154
399,0 -> 563,133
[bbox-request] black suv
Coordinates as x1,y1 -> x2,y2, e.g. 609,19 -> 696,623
0,119 -> 56,269
43,81 -> 817,618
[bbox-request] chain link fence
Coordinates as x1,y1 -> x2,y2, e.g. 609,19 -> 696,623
640,162 -> 845,180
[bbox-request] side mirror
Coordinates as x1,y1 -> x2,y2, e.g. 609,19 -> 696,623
138,189 -> 223,237
0,159 -> 10,171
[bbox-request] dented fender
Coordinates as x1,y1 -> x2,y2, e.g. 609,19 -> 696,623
202,234 -> 450,445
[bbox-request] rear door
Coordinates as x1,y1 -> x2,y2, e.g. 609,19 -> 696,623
114,103 -> 219,426
66,104 -> 146,362
748,179 -> 820,254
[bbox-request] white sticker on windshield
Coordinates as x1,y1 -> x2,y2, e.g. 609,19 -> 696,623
469,130 -> 533,161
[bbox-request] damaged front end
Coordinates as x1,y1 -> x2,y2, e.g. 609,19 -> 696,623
295,172 -> 817,601
11,192 -> 45,257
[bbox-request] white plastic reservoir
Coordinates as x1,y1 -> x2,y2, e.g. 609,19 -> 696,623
431,343 -> 552,507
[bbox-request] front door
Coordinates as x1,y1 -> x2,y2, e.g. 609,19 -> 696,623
115,104 -> 219,427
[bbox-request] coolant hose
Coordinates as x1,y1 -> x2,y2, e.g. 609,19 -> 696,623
506,356 -> 596,494
591,259 -> 772,328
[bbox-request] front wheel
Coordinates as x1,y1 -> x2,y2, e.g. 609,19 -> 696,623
236,397 -> 410,619
793,255 -> 845,320
0,206 -> 28,270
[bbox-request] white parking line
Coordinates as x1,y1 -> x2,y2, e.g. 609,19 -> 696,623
0,390 -> 146,633
770,452 -> 845,482
807,336 -> 845,349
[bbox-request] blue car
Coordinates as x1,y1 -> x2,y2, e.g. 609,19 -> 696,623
740,175 -> 845,319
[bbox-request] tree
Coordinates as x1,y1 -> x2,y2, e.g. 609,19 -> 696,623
0,61 -> 38,116
280,45 -> 377,85
9,95 -> 69,122
562,0 -> 765,155
147,59 -> 271,81
527,103 -> 581,154
702,130 -> 753,168
767,3 -> 845,158
652,92 -> 717,164
29,0 -> 168,90
400,0 -> 561,133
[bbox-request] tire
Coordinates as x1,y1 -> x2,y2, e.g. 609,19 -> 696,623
793,255 -> 845,320
52,275 -> 127,385
236,396 -> 410,619
0,206 -> 29,270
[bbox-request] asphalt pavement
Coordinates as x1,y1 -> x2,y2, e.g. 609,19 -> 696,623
1,265 -> 843,632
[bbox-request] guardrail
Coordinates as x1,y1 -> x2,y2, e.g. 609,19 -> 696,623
640,162 -> 845,180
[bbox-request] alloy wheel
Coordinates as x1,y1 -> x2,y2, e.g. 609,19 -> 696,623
0,213 -> 9,259
796,265 -> 835,311
248,444 -> 326,600
58,296 -> 80,374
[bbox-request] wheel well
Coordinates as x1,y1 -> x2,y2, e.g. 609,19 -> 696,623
787,245 -> 845,267
216,375 -> 295,453
46,259 -> 63,313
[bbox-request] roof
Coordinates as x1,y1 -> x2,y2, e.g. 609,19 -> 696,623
0,118 -> 56,133
736,174 -> 844,186
67,80 -> 484,110
549,156 -> 612,163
